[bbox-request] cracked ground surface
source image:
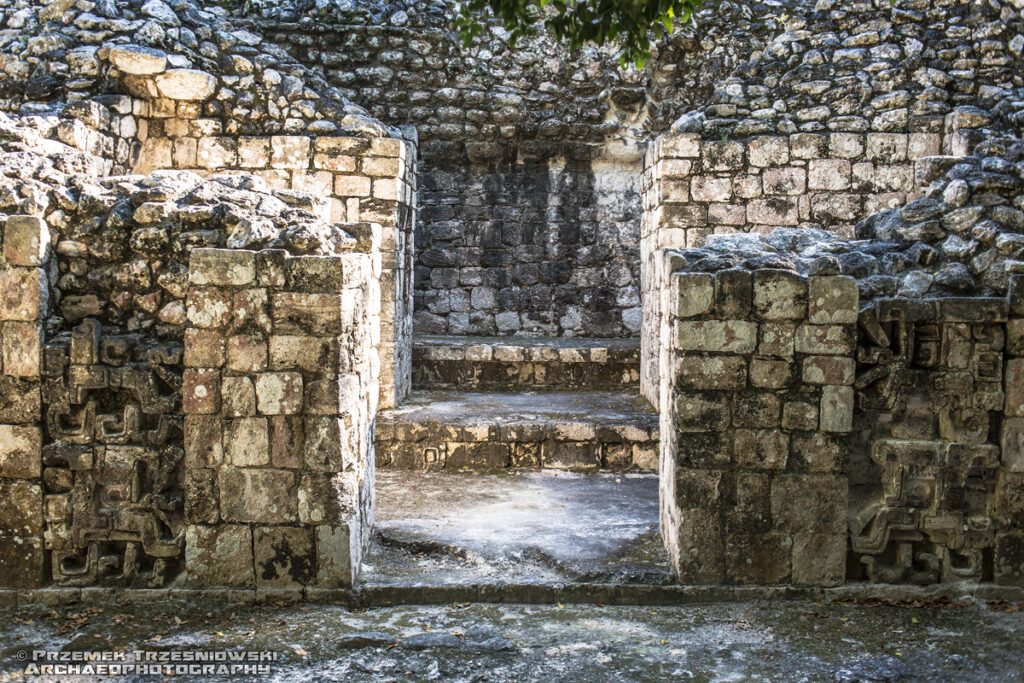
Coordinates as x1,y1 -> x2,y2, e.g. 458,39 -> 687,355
1,598 -> 1023,681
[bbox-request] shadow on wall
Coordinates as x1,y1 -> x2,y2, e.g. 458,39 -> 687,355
413,157 -> 644,338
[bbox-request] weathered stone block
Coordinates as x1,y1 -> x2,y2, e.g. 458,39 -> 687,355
725,532 -> 792,584
1002,418 -> 1024,472
808,276 -> 858,324
317,524 -> 355,586
803,356 -> 856,385
189,249 -> 256,287
676,320 -> 757,354
219,468 -> 295,523
304,417 -> 342,471
186,288 -> 232,329
676,433 -> 732,468
820,386 -> 854,432
675,273 -> 714,318
994,532 -> 1024,585
182,368 -> 220,414
808,159 -> 852,190
298,472 -> 350,524
782,400 -> 820,432
790,133 -> 827,159
675,469 -> 723,507
763,168 -> 806,196
2,321 -> 41,376
225,417 -> 269,466
675,395 -> 730,433
1007,359 -> 1024,417
184,415 -> 223,468
792,531 -> 845,586
3,215 -> 49,266
702,140 -> 745,170
675,356 -> 747,390
829,133 -> 864,159
221,376 -> 256,417
155,69 -> 216,100
747,197 -> 799,225
269,335 -> 336,373
794,325 -> 856,355
789,432 -> 844,472
0,267 -> 44,321
272,293 -> 342,335
543,441 -> 600,470
226,334 -> 268,373
690,176 -> 732,202
184,328 -> 226,368
185,468 -> 219,524
866,132 -> 907,163
661,134 -> 701,158
771,474 -> 846,534
0,534 -> 44,588
732,393 -> 781,429
0,425 -> 41,478
1007,320 -> 1024,357
753,270 -> 807,320
271,416 -> 304,469
758,322 -> 795,357
714,269 -> 752,318
673,508 -> 724,583
0,479 -> 42,536
750,359 -> 792,389
255,372 -> 304,415
186,524 -> 254,587
196,136 -> 237,168
271,136 -> 311,169
748,136 -> 789,167
734,429 -> 789,470
0,377 -> 40,422
255,526 -> 315,588
237,136 -> 270,167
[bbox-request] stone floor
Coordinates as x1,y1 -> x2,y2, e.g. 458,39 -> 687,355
2,598 -> 1023,681
365,470 -> 671,585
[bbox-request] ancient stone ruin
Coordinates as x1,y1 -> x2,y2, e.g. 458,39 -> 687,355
0,0 -> 1023,598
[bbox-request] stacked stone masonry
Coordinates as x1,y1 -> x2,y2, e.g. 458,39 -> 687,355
183,247 -> 378,588
2,0 -> 1024,594
659,266 -> 857,585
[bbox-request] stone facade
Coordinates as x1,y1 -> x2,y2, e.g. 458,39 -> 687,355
2,0 -> 1024,595
183,247 -> 378,587
659,265 -> 856,585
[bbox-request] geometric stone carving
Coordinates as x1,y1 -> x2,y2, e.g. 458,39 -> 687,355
851,299 -> 1006,584
41,319 -> 184,587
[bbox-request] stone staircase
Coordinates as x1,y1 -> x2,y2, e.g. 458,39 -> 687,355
375,336 -> 658,472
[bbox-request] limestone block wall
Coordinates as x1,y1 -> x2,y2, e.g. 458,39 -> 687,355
135,116 -> 416,408
0,215 -> 50,588
659,264 -> 857,585
52,97 -> 148,177
640,111 -> 993,405
182,247 -> 378,588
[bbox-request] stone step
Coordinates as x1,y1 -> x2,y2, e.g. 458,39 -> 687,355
376,390 -> 658,472
411,335 -> 641,391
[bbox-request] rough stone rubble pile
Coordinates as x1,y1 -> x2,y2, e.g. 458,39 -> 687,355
671,135 -> 1024,301
677,0 -> 1024,140
0,0 -> 399,138
0,110 -> 356,341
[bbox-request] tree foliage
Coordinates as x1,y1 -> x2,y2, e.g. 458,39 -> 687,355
454,0 -> 704,68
